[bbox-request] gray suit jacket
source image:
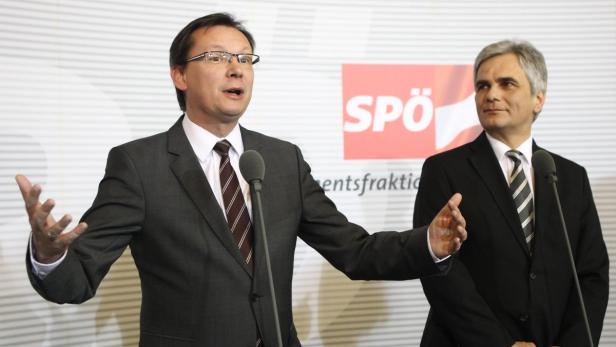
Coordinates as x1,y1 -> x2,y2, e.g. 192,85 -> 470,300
28,116 -> 440,347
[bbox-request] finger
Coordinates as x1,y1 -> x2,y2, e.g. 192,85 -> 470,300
454,211 -> 466,228
16,176 -> 43,217
58,222 -> 87,246
15,174 -> 33,201
47,214 -> 73,239
40,198 -> 59,227
447,192 -> 462,209
40,198 -> 55,214
448,209 -> 460,227
452,238 -> 462,252
447,203 -> 461,219
435,198 -> 454,222
457,225 -> 468,241
31,199 -> 55,232
27,184 -> 43,209
447,203 -> 466,229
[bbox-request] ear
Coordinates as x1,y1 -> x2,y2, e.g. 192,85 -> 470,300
533,90 -> 545,115
170,65 -> 188,91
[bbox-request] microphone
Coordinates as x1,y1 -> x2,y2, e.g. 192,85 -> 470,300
240,150 -> 265,186
531,149 -> 557,184
239,150 -> 283,347
532,149 -> 594,347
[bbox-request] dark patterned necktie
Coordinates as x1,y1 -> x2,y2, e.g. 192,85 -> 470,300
213,140 -> 254,266
506,150 -> 535,252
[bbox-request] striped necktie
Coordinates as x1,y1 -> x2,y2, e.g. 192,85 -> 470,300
213,140 -> 255,267
506,150 -> 535,252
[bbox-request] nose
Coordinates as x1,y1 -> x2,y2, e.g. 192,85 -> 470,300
485,86 -> 500,102
226,57 -> 243,78
224,54 -> 244,64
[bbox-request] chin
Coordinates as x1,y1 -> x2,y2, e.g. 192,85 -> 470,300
221,111 -> 245,122
479,115 -> 506,128
222,104 -> 248,116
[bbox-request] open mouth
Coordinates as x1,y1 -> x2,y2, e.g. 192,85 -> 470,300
223,87 -> 244,96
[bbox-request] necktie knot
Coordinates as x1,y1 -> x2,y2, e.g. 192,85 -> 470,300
214,140 -> 232,157
506,149 -> 523,165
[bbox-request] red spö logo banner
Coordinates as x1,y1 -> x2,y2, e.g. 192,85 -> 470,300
342,64 -> 482,159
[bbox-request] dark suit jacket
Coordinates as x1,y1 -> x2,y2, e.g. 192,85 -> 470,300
27,116 -> 440,347
413,132 -> 609,347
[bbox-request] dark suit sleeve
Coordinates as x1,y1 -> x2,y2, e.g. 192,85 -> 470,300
415,157 -> 514,347
555,169 -> 609,347
293,145 -> 440,280
27,146 -> 144,304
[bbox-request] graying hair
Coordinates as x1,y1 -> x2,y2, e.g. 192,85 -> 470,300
473,39 -> 548,96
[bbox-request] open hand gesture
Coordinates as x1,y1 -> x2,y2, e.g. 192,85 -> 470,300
16,174 -> 87,263
428,193 -> 467,258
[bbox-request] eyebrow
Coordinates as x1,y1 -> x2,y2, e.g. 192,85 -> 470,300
496,76 -> 519,84
475,79 -> 489,88
475,76 -> 519,87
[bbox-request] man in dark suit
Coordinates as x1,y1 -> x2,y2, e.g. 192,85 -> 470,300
16,13 -> 467,346
414,39 -> 609,347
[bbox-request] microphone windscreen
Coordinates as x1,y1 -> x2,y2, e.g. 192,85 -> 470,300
532,149 -> 556,179
240,150 -> 265,182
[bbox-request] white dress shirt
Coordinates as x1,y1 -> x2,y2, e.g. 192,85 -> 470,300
181,115 -> 252,219
485,132 -> 535,197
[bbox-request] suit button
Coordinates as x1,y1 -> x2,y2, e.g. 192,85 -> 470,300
251,293 -> 260,302
519,314 -> 528,322
529,272 -> 537,280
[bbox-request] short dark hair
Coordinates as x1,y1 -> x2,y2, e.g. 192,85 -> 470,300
169,13 -> 256,111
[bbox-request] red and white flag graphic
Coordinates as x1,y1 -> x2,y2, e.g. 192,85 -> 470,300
342,64 -> 482,159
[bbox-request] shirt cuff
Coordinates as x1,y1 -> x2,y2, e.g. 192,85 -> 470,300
29,234 -> 67,279
426,227 -> 451,263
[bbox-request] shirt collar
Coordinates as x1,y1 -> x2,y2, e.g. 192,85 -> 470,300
485,132 -> 534,164
182,114 -> 244,162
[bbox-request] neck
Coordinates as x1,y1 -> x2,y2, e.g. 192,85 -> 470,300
487,131 -> 530,149
185,114 -> 237,138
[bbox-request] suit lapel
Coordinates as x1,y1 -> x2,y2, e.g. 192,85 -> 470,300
167,117 -> 253,277
468,133 -> 531,257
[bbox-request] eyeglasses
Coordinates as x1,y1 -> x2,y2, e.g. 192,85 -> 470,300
185,51 -> 260,65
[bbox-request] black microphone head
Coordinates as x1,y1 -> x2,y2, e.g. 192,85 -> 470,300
532,149 -> 557,181
240,150 -> 265,182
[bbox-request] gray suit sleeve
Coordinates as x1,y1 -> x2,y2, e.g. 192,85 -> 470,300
293,145 -> 440,280
26,146 -> 144,304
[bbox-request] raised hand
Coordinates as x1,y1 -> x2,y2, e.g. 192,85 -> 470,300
15,174 -> 87,263
428,193 -> 467,258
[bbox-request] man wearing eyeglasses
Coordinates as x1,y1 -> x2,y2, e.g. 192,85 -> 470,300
17,13 -> 467,347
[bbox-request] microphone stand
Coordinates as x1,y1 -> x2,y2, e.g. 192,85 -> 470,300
546,172 -> 594,347
250,178 -> 284,347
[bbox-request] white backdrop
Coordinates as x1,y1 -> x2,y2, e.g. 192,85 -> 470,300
0,0 -> 615,346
